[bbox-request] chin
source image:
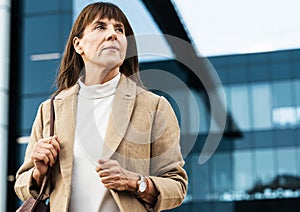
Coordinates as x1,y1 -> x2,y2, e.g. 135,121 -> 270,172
103,59 -> 123,69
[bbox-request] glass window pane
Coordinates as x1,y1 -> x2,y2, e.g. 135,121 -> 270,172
187,89 -> 201,134
294,80 -> 300,106
224,85 -> 231,111
272,81 -> 297,128
251,83 -> 272,129
211,152 -> 232,198
191,154 -> 211,201
277,147 -> 297,176
168,89 -> 189,134
254,149 -> 275,185
272,81 -> 293,107
230,85 -> 251,131
294,80 -> 300,126
24,0 -> 60,14
21,97 -> 47,132
22,15 -> 61,95
272,107 -> 297,128
233,150 -> 253,193
193,90 -> 209,134
166,88 -> 201,135
295,146 -> 300,175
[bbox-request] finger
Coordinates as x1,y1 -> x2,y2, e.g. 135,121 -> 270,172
98,158 -> 110,164
32,142 -> 57,166
95,166 -> 101,172
97,164 -> 116,172
38,137 -> 54,144
102,181 -> 125,191
32,151 -> 48,163
52,135 -> 61,145
38,141 -> 58,163
102,182 -> 116,189
47,144 -> 59,165
38,137 -> 59,157
98,159 -> 119,170
33,152 -> 50,165
39,148 -> 56,167
34,139 -> 52,150
100,176 -> 115,184
50,137 -> 61,153
97,161 -> 110,170
52,135 -> 60,143
99,170 -> 111,178
101,174 -> 122,183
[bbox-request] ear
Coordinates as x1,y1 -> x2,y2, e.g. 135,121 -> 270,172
73,36 -> 83,54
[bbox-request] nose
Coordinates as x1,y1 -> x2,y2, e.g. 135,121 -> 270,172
106,26 -> 117,41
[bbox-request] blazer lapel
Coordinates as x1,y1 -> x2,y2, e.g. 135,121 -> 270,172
54,84 -> 79,190
102,75 -> 136,159
52,75 -> 136,188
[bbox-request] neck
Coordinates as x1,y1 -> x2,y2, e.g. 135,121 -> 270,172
83,63 -> 120,85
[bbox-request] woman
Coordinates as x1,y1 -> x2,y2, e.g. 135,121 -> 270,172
15,2 -> 187,211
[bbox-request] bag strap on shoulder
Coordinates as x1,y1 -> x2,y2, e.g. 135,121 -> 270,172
36,96 -> 55,202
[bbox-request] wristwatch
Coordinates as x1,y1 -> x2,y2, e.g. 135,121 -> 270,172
137,174 -> 147,193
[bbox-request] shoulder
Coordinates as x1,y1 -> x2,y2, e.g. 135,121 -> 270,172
135,85 -> 174,115
55,83 -> 79,100
136,86 -> 160,102
36,83 -> 78,115
38,98 -> 52,113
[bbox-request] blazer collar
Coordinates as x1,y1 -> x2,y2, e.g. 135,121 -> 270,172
54,74 -> 135,100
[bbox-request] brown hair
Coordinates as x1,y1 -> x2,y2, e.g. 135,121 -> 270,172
54,2 -> 141,95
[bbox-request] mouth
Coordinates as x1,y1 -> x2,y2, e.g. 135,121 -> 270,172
102,46 -> 119,51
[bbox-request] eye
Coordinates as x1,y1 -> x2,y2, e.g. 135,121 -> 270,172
95,24 -> 105,30
115,27 -> 124,34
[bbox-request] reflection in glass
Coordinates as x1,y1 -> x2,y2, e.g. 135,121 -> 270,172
251,83 -> 272,130
272,107 -> 297,129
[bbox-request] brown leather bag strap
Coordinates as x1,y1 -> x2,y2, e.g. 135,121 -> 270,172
49,97 -> 55,137
35,97 -> 55,202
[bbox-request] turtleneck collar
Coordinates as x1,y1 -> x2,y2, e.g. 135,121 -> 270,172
78,73 -> 121,99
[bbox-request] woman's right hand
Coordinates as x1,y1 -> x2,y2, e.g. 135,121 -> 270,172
31,135 -> 60,187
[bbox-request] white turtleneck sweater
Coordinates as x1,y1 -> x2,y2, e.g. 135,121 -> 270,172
69,73 -> 120,212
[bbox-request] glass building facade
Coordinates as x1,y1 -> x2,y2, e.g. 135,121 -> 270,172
4,0 -> 300,211
177,49 -> 300,211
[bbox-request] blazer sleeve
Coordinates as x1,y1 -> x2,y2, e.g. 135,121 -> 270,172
149,96 -> 188,211
14,100 -> 51,201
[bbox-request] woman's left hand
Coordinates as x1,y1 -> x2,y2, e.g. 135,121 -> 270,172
95,159 -> 139,192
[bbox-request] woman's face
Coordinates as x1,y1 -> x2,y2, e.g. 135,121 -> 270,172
73,18 -> 127,69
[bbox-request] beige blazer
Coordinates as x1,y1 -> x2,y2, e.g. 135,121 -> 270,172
15,74 -> 188,212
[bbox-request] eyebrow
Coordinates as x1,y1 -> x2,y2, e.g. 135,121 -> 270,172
91,20 -> 124,28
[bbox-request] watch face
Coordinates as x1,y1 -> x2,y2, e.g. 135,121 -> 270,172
139,181 -> 147,192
